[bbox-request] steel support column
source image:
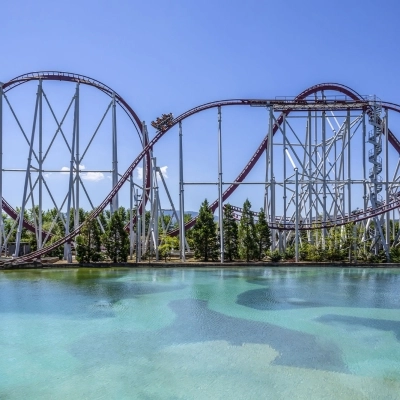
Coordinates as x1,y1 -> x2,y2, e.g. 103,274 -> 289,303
64,84 -> 79,262
347,109 -> 351,224
347,109 -> 352,262
129,172 -> 133,260
153,157 -> 159,261
283,114 -> 287,249
295,167 -> 299,262
136,189 -> 142,262
179,121 -> 185,261
75,84 -> 80,229
362,112 -> 367,251
322,109 -> 327,244
218,106 -> 224,263
141,122 -> 147,258
385,108 -> 390,256
0,84 -> 3,254
38,79 -> 43,249
285,148 -> 298,260
148,146 -> 154,256
15,84 -> 40,258
362,111 -> 367,211
308,111 -> 313,242
314,99 -> 319,244
268,106 -> 275,249
111,94 -> 118,213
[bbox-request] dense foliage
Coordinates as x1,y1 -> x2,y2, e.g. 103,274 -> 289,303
238,199 -> 258,261
102,209 -> 130,263
223,204 -> 239,261
158,235 -> 179,261
76,218 -> 103,263
255,208 -> 271,260
191,199 -> 219,261
1,200 -> 397,263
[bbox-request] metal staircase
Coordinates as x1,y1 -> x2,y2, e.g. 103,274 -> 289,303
368,99 -> 383,204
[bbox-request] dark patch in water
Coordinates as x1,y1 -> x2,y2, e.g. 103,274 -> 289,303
0,280 -> 186,318
237,288 -> 322,310
317,314 -> 400,341
237,270 -> 400,310
69,298 -> 346,373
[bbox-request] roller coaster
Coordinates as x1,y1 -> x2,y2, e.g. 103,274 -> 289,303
1,71 -> 400,263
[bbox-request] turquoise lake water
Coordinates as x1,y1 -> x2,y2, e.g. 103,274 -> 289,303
0,267 -> 400,400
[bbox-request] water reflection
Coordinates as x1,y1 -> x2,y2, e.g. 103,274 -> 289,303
0,268 -> 186,317
237,268 -> 400,310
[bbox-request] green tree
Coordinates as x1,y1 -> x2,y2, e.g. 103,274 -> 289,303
158,235 -> 179,261
238,199 -> 257,262
192,199 -> 218,261
184,213 -> 196,250
223,204 -> 238,261
76,218 -> 103,263
102,208 -> 130,262
255,208 -> 271,260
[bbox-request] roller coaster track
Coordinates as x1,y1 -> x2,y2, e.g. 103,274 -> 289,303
1,198 -> 53,239
13,82 -> 400,261
228,200 -> 400,230
2,71 -> 142,129
1,71 -> 150,244
166,84 -> 400,235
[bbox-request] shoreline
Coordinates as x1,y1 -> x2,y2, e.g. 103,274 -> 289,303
2,260 -> 400,270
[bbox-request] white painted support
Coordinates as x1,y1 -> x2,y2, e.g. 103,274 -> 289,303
2,93 -> 39,162
347,109 -> 351,225
111,94 -> 118,213
42,92 -> 74,157
0,84 -> 3,253
295,168 -> 299,262
38,80 -> 43,249
136,189 -> 142,262
269,106 -> 275,249
158,168 -> 180,228
15,84 -> 40,258
283,114 -> 287,249
141,122 -> 148,257
385,109 -> 390,256
75,85 -> 80,230
307,111 -> 313,242
130,172 -> 133,260
179,121 -> 185,261
142,124 -> 154,255
286,148 -> 298,261
362,112 -> 368,251
217,106 -> 224,263
314,98 -> 319,245
322,109 -> 327,244
64,84 -> 79,263
153,157 -> 159,261
80,101 -> 112,162
148,151 -> 154,256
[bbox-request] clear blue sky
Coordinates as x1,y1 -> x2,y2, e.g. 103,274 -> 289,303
2,0 -> 400,214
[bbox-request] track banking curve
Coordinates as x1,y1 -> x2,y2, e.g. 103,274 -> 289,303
15,82 -> 400,261
1,71 -> 150,243
2,71 -> 143,130
167,83 -> 400,235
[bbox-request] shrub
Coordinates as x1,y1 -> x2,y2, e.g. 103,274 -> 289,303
269,250 -> 282,262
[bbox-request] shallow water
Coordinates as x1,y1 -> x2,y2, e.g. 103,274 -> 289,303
1,267 -> 400,399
